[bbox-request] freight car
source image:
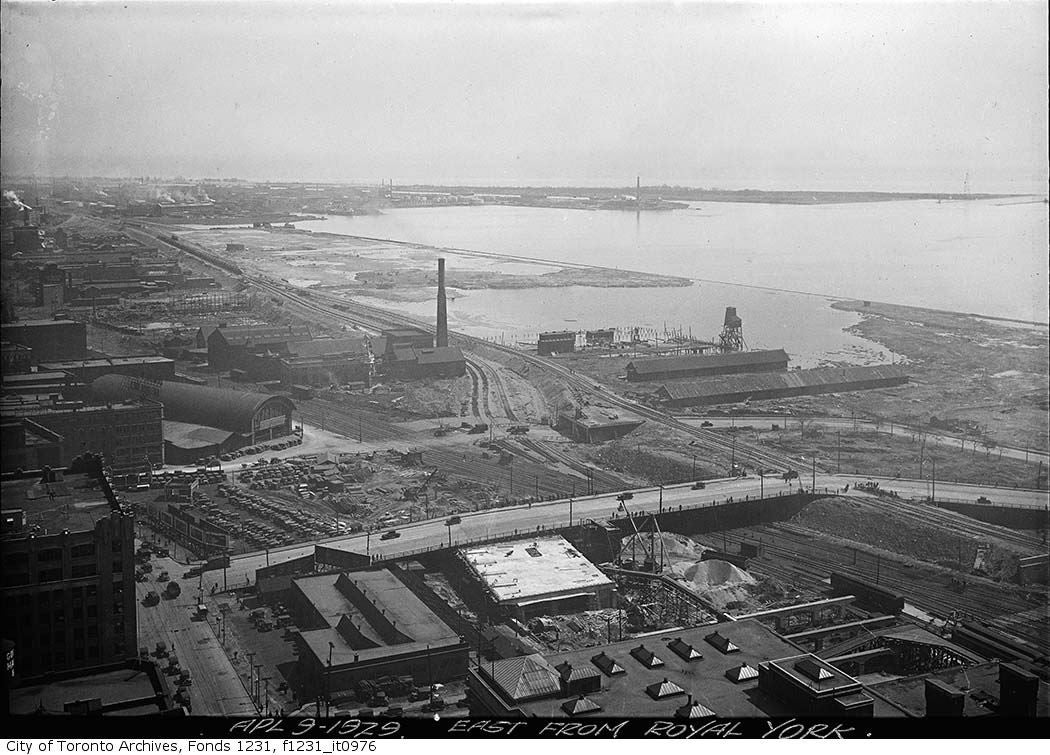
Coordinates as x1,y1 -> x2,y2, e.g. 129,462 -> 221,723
830,572 -> 905,614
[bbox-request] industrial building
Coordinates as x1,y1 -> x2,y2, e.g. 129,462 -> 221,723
557,411 -> 644,443
277,337 -> 373,387
467,618 -> 883,717
289,570 -> 470,699
205,324 -> 312,372
458,536 -> 617,620
626,348 -> 789,383
387,346 -> 466,380
585,329 -> 615,347
1,319 -> 88,361
38,355 -> 177,385
1,341 -> 33,374
656,364 -> 910,408
0,456 -> 138,682
538,331 -> 577,356
382,327 -> 434,355
90,375 -> 296,462
0,396 -> 164,473
155,503 -> 231,555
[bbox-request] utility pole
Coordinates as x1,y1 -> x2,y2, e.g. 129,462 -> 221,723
358,415 -> 363,443
658,485 -> 663,515
692,454 -> 696,478
837,431 -> 841,473
246,652 -> 256,704
569,497 -> 574,528
931,456 -> 936,502
811,457 -> 816,492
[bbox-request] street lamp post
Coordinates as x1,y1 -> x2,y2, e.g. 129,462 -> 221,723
658,485 -> 663,515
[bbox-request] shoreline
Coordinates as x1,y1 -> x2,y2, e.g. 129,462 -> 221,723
292,227 -> 1050,327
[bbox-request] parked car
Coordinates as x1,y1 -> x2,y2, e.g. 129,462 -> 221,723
143,591 -> 160,606
445,516 -> 461,526
157,571 -> 170,582
691,481 -> 706,490
381,530 -> 400,540
700,420 -> 714,427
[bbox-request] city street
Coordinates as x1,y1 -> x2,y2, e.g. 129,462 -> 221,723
135,553 -> 257,715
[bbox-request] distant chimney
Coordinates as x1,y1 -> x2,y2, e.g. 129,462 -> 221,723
999,662 -> 1038,717
924,679 -> 965,716
436,258 -> 448,348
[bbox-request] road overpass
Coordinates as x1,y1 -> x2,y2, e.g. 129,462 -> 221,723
205,474 -> 1048,592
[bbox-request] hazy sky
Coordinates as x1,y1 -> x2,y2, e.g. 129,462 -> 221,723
2,1 -> 1047,191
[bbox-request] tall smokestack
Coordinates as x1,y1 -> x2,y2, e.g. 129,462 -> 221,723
436,258 -> 448,348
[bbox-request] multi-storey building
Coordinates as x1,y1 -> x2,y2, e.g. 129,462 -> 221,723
1,456 -> 137,682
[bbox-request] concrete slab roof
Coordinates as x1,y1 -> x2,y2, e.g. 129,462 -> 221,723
1,470 -> 118,534
459,535 -> 614,605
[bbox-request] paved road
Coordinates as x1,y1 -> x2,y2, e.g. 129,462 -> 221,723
203,474 -> 1049,591
676,415 -> 1049,464
135,553 -> 257,715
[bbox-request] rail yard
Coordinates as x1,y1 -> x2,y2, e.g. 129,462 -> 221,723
2,184 -> 1047,722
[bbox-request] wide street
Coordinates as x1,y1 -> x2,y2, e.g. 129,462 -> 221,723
135,553 -> 257,715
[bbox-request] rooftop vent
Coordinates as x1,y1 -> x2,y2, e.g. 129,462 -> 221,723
795,658 -> 834,683
704,631 -> 740,654
725,662 -> 759,683
526,546 -> 542,558
560,695 -> 602,716
667,637 -> 703,662
646,677 -> 685,700
630,644 -> 664,668
675,694 -> 716,719
591,652 -> 625,677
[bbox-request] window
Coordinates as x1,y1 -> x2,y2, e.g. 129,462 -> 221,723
38,549 -> 63,562
71,543 -> 96,559
87,605 -> 98,618
71,564 -> 97,578
39,568 -> 63,583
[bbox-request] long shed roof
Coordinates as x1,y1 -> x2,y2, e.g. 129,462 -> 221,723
628,349 -> 788,376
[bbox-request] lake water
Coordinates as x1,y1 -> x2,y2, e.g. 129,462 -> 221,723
275,199 -> 1047,366
297,199 -> 1048,322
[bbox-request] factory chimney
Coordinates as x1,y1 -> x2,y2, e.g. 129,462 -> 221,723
436,258 -> 449,348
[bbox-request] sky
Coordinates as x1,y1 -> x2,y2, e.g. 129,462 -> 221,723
1,1 -> 1047,192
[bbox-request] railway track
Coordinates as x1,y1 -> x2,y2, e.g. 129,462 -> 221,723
238,275 -> 804,473
702,522 -> 1047,648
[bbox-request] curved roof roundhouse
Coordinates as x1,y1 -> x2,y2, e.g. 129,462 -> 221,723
91,374 -> 295,434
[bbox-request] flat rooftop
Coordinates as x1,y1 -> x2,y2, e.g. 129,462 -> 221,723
866,661 -> 1050,717
38,356 -> 174,370
295,570 -> 462,668
163,420 -> 234,449
479,619 -> 824,717
459,535 -> 614,605
1,470 -> 117,535
9,667 -> 164,716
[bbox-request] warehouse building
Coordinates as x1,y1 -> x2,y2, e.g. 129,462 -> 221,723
90,375 -> 296,461
467,618 -> 882,718
278,337 -> 374,387
656,364 -> 910,408
205,324 -> 312,371
626,348 -> 789,382
538,331 -> 577,356
1,319 -> 87,361
38,355 -> 177,385
557,411 -> 644,443
458,536 -> 617,620
0,455 -> 138,682
290,570 -> 470,699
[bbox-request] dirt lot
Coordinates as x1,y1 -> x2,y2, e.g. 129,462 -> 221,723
831,300 -> 1048,451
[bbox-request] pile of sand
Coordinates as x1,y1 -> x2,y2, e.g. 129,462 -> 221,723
671,559 -> 758,611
